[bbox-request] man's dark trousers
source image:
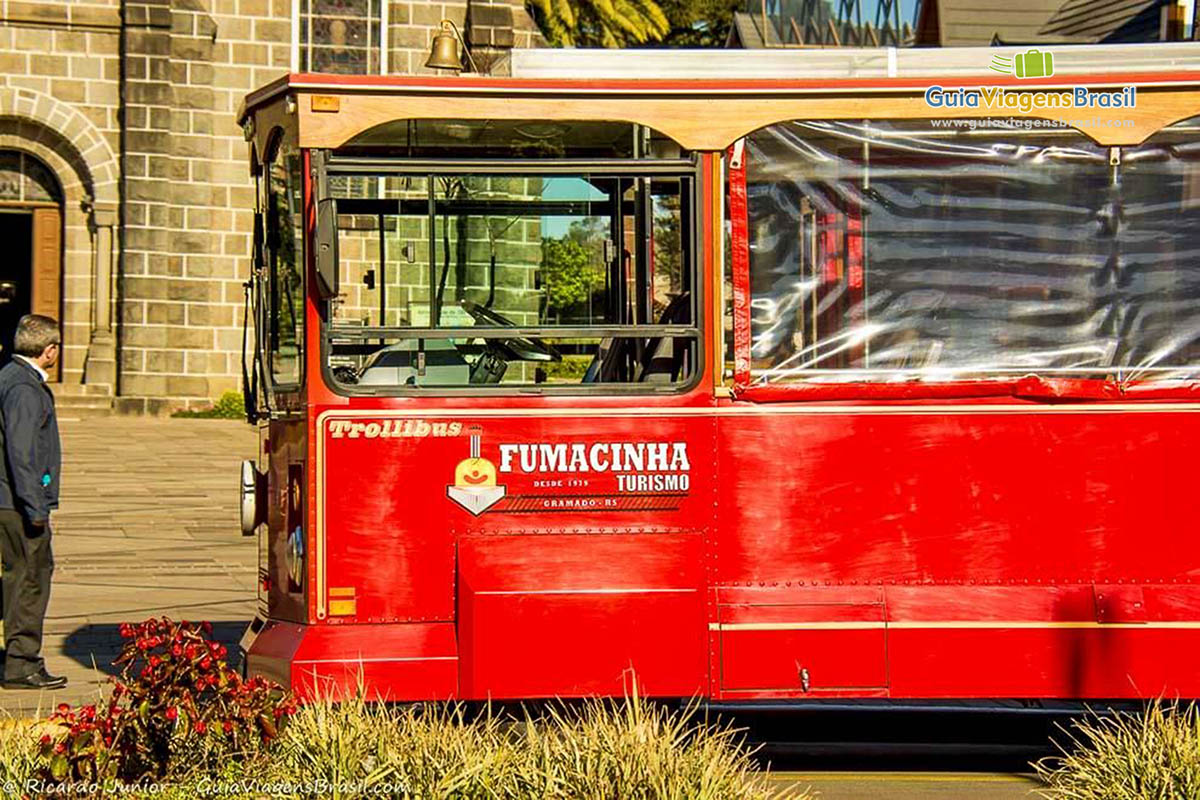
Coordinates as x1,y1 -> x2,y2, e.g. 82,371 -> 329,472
0,510 -> 51,679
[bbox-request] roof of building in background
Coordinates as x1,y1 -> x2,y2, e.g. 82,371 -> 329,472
1040,0 -> 1164,42
727,0 -> 913,47
914,0 -> 1071,45
727,11 -> 785,47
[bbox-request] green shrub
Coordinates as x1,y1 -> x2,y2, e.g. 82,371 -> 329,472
171,391 -> 245,420
1035,701 -> 1200,800
541,355 -> 592,383
38,618 -> 296,788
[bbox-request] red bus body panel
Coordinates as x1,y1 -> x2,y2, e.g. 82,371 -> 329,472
247,398 -> 1200,701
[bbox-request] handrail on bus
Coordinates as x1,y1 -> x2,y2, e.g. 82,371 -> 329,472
327,325 -> 700,340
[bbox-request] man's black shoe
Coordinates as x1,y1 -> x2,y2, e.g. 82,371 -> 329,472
2,669 -> 67,690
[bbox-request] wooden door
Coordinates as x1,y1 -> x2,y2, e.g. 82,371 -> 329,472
30,206 -> 60,381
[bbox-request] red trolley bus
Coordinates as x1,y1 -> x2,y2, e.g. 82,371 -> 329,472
238,43 -> 1200,703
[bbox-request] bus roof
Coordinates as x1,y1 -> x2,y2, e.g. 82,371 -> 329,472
510,42 -> 1200,81
242,42 -> 1200,118
238,42 -> 1200,154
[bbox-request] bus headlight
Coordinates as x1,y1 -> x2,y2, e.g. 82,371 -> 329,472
240,460 -> 266,536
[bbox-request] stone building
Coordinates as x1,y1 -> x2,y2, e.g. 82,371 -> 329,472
0,0 -> 542,414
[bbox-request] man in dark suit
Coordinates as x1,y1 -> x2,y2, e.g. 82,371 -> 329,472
0,314 -> 65,689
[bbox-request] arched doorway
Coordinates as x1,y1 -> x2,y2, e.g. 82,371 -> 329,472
0,151 -> 61,380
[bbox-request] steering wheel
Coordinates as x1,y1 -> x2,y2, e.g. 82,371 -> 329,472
461,300 -> 561,362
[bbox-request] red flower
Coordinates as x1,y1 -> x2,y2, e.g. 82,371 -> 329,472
39,735 -> 50,746
202,621 -> 213,634
165,706 -> 178,721
55,703 -> 69,715
171,645 -> 182,657
222,720 -> 233,734
200,657 -> 212,671
149,656 -> 161,668
194,720 -> 207,734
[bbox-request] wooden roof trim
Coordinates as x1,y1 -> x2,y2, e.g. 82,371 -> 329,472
290,86 -> 1200,150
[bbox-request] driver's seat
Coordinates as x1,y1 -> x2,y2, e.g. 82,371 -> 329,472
584,292 -> 691,384
636,292 -> 691,383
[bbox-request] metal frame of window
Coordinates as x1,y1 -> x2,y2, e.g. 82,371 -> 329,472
316,152 -> 705,396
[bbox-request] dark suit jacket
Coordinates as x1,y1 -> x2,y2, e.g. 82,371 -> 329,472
0,359 -> 60,523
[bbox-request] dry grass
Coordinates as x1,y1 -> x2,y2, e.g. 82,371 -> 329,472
265,681 -> 790,800
1035,701 -> 1200,800
0,711 -> 50,791
0,679 -> 797,799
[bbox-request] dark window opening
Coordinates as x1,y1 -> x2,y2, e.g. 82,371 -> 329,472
266,140 -> 305,387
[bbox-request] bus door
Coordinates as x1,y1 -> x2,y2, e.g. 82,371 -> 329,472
315,122 -> 715,699
716,136 -> 889,697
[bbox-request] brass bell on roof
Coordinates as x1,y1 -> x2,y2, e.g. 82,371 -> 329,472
425,21 -> 464,71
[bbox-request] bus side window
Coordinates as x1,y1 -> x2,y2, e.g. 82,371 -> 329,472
267,143 -> 304,388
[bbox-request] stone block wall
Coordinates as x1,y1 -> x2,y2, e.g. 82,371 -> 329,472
0,0 -> 545,413
393,0 -> 543,76
0,0 -> 122,386
117,0 -> 290,413
331,175 -> 544,334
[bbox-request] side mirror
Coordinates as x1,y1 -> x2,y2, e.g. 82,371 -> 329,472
315,197 -> 339,299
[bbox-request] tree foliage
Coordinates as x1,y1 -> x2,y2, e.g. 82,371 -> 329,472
527,0 -> 741,47
528,0 -> 670,46
542,234 -> 604,318
656,0 -> 743,46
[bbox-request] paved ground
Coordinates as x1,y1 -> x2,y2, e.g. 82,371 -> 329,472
771,772 -> 1044,799
0,415 -> 258,714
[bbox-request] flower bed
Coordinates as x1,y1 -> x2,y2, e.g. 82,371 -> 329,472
0,617 -> 790,799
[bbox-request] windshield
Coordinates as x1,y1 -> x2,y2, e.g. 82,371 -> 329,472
325,171 -> 696,390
